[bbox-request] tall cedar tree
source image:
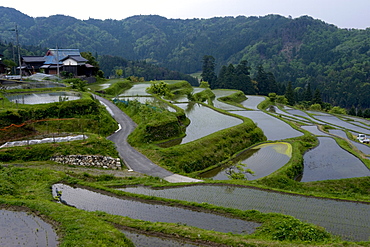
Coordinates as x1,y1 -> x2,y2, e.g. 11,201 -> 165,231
304,82 -> 313,102
285,81 -> 295,106
236,60 -> 255,94
255,64 -> 268,95
201,55 -> 217,88
312,88 -> 323,105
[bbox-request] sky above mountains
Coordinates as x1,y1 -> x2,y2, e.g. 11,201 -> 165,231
1,0 -> 369,29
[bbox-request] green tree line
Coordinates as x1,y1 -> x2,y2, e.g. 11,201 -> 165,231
1,7 -> 370,108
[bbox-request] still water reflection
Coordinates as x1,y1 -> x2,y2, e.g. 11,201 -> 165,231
200,142 -> 291,180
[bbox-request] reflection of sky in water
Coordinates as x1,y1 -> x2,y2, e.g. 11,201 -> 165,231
117,96 -> 176,112
231,111 -> 303,140
314,115 -> 370,135
212,89 -> 244,111
0,209 -> 58,246
239,95 -> 265,110
302,137 -> 370,182
176,103 -> 242,144
329,129 -> 370,156
53,184 -> 260,234
119,83 -> 151,96
119,185 -> 370,241
7,92 -> 80,104
121,230 -> 199,247
286,109 -> 327,125
201,143 -> 291,180
300,125 -> 330,136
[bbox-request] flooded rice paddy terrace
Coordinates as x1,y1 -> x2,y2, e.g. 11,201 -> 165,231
329,129 -> 370,156
231,110 -> 303,140
200,142 -> 292,180
313,114 -> 370,135
52,184 -> 261,235
239,95 -> 265,110
118,83 -> 152,96
0,209 -> 58,246
301,136 -> 370,182
120,230 -> 203,247
176,103 -> 243,144
119,185 -> 370,241
6,91 -> 80,104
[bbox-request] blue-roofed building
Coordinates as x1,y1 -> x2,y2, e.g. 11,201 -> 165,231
21,49 -> 95,77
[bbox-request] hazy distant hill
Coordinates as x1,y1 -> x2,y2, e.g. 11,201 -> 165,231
1,6 -> 370,108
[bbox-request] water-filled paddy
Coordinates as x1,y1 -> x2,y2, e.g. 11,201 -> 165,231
239,95 -> 265,110
6,91 -> 80,104
314,115 -> 370,135
0,209 -> 58,246
52,184 -> 261,234
119,83 -> 151,96
174,87 -> 205,102
300,125 -> 330,136
200,142 -> 291,180
2,80 -> 65,90
118,185 -> 370,241
231,111 -> 303,140
175,103 -> 243,144
121,230 -> 200,247
117,96 -> 176,112
329,129 -> 370,156
286,109 -> 327,125
302,137 -> 370,182
211,89 -> 244,111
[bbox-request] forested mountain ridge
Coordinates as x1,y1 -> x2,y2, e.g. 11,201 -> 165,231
1,6 -> 370,108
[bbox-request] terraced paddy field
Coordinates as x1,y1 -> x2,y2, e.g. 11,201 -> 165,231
200,142 -> 292,180
118,83 -> 152,96
6,91 -> 80,104
53,184 -> 261,235
302,137 -> 370,182
314,114 -> 370,135
120,230 -> 201,247
231,110 -> 303,140
239,95 -> 265,110
175,103 -> 243,144
0,209 -> 58,246
329,129 -> 370,156
118,185 -> 370,242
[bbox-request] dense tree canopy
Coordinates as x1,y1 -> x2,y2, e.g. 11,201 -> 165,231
1,7 -> 370,108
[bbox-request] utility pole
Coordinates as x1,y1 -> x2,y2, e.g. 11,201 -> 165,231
15,25 -> 22,80
9,25 -> 22,80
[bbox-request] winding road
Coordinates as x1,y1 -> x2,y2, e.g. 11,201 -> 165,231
93,94 -> 201,183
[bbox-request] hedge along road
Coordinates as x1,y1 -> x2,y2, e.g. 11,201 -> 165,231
93,94 -> 201,183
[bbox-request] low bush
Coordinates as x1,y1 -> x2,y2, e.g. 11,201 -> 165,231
115,99 -> 186,144
104,79 -> 132,96
154,120 -> 265,173
218,90 -> 247,103
193,88 -> 215,103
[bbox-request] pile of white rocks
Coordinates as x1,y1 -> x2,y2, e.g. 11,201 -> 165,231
50,155 -> 121,169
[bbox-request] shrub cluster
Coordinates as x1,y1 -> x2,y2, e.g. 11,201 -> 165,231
115,99 -> 186,144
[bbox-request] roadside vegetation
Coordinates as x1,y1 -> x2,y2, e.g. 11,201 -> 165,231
0,79 -> 369,246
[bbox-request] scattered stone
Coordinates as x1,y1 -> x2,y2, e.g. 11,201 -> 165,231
50,155 -> 121,169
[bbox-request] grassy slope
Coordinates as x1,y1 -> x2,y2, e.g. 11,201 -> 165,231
1,80 -> 369,246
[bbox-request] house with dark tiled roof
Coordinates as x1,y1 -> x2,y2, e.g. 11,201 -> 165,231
21,49 -> 95,77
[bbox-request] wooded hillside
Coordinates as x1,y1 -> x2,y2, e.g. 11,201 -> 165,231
1,7 -> 369,108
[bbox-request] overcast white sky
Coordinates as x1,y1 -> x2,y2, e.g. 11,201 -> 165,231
1,0 -> 369,29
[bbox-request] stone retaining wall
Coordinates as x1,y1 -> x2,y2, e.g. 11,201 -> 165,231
51,155 -> 121,169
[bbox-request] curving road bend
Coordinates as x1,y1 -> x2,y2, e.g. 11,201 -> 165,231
93,94 -> 201,183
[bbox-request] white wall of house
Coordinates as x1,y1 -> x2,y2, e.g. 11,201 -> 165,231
62,58 -> 84,66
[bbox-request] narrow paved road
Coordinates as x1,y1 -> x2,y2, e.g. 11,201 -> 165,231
93,94 -> 201,183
